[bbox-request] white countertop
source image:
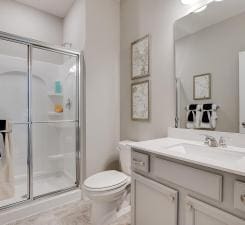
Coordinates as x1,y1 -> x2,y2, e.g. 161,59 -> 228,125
130,138 -> 245,177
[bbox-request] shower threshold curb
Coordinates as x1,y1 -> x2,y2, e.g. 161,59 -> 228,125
0,189 -> 81,225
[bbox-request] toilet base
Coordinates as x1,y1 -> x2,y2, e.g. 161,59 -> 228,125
91,200 -> 118,225
103,205 -> 131,225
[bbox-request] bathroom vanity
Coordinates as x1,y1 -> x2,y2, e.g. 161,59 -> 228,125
130,0 -> 245,224
130,129 -> 245,225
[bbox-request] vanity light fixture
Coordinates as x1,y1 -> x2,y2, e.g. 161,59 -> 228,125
194,5 -> 207,13
181,0 -> 200,5
181,0 -> 223,6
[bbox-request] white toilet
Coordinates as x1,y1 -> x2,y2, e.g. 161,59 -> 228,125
83,141 -> 133,225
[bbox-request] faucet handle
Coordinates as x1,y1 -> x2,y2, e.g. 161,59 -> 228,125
199,134 -> 210,145
200,134 -> 216,142
200,134 -> 218,147
200,134 -> 215,139
219,136 -> 231,148
219,136 -> 226,147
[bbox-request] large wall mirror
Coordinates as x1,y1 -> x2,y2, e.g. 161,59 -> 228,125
175,0 -> 245,134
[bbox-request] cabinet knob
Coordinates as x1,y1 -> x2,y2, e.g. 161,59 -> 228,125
169,195 -> 175,202
186,202 -> 193,210
241,194 -> 245,203
242,122 -> 245,127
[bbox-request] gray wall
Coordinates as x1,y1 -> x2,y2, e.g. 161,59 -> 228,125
85,0 -> 120,176
176,12 -> 245,133
63,0 -> 85,51
120,0 -> 189,141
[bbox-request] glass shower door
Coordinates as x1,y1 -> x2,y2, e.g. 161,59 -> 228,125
31,47 -> 79,197
0,39 -> 29,207
0,32 -> 81,209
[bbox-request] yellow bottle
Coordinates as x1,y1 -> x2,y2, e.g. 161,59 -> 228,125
54,104 -> 63,113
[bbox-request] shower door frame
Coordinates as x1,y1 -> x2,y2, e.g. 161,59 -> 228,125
0,31 -> 83,210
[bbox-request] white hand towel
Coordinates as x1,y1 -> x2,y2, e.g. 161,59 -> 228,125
195,105 -> 202,128
0,121 -> 14,201
200,104 -> 218,129
0,133 -> 4,158
186,104 -> 201,129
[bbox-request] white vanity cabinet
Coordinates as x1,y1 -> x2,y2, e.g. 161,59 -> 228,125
132,173 -> 178,225
186,197 -> 245,225
132,149 -> 245,225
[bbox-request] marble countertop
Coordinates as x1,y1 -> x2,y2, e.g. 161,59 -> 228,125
130,137 -> 245,177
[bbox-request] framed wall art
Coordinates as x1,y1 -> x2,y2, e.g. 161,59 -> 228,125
131,80 -> 149,121
193,73 -> 211,100
131,35 -> 150,80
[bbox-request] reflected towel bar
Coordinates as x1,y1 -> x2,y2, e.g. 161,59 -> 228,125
11,120 -> 78,124
0,130 -> 12,133
185,105 -> 220,111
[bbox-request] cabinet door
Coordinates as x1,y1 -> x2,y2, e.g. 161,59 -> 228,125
186,197 -> 245,225
132,173 -> 178,225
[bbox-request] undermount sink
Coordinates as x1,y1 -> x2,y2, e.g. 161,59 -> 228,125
167,143 -> 245,160
166,143 -> 245,172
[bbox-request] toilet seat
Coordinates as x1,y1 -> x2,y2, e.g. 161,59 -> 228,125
84,170 -> 129,192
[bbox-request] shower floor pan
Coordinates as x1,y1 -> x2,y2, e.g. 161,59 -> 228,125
0,172 -> 76,208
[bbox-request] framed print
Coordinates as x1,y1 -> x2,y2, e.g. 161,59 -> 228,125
131,80 -> 150,121
193,73 -> 211,100
131,35 -> 150,80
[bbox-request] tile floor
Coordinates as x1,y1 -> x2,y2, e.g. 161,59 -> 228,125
5,200 -> 131,225
7,201 -> 92,225
108,212 -> 131,225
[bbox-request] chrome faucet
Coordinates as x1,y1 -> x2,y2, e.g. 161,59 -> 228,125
201,135 -> 219,147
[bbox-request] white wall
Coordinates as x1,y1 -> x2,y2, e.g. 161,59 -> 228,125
0,0 -> 63,45
177,12 -> 245,133
120,0 -> 190,141
63,0 -> 86,51
85,0 -> 120,176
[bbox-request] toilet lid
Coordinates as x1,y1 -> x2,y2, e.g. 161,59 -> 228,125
84,170 -> 128,191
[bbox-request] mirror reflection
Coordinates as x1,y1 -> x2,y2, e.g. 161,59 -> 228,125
175,0 -> 245,133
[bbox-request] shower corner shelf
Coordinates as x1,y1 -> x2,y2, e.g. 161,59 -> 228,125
48,92 -> 63,98
48,112 -> 63,118
48,154 -> 65,160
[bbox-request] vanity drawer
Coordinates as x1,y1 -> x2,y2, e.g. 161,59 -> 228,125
152,157 -> 223,201
132,150 -> 150,173
234,181 -> 245,212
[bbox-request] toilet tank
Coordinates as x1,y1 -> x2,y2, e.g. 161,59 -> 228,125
118,141 -> 135,176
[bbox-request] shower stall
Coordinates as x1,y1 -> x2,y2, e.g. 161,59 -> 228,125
0,31 -> 82,210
